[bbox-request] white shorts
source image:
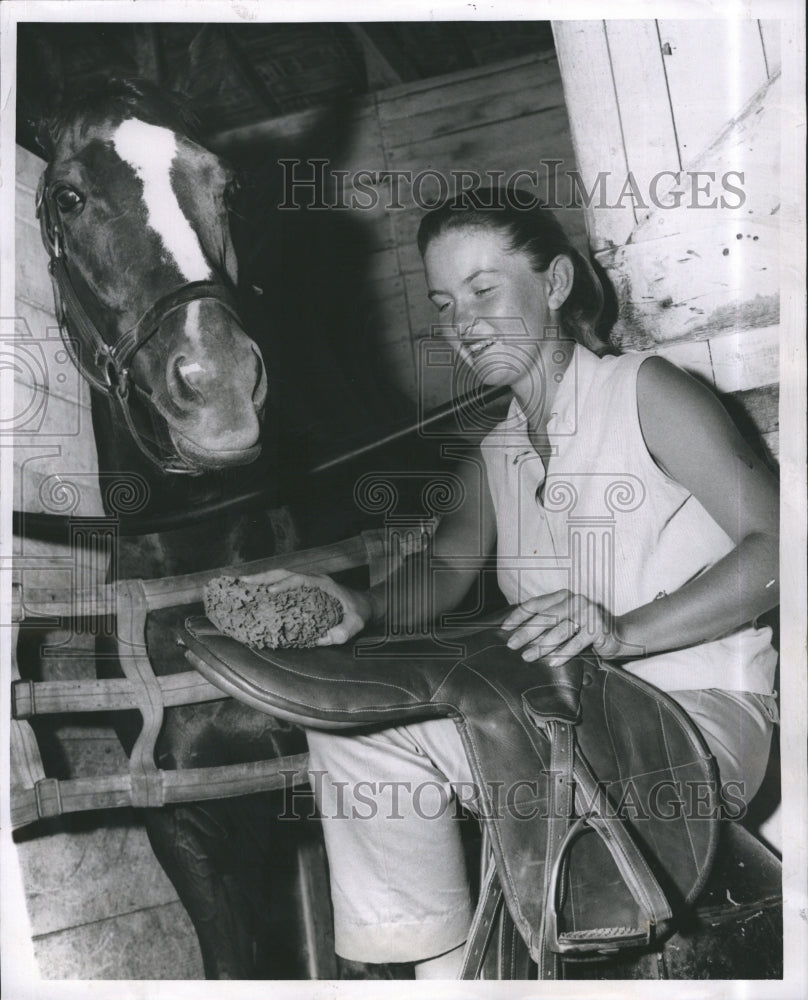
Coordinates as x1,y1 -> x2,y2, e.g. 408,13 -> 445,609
305,687 -> 777,963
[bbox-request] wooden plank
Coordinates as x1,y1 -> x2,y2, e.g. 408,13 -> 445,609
380,74 -> 566,151
657,19 -> 769,166
327,181 -> 396,251
385,103 -> 582,275
386,103 -> 574,171
378,52 -> 558,116
15,142 -> 46,184
720,382 -> 779,437
9,622 -> 49,815
19,819 -> 185,939
758,20 -> 782,77
604,21 -> 681,190
329,102 -> 388,178
13,424 -> 102,515
359,275 -> 414,399
12,534 -> 79,583
362,246 -> 400,284
16,145 -> 49,320
375,336 -> 419,404
709,324 -> 779,393
597,220 -> 779,349
57,729 -> 131,778
552,21 -> 635,251
403,270 -> 436,343
628,74 -> 780,245
652,339 -> 715,384
760,430 -> 779,462
209,95 -> 375,152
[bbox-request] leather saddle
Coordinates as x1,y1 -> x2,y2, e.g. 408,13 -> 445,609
181,615 -> 720,979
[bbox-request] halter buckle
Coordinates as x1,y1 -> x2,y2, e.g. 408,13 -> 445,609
99,352 -> 129,399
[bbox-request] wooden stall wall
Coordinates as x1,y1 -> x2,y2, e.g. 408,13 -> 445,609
554,19 -> 781,466
216,49 -> 584,417
11,145 -> 205,978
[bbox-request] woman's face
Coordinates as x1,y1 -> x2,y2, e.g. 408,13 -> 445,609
423,227 -> 556,389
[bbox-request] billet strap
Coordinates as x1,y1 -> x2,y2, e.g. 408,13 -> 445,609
460,861 -> 503,979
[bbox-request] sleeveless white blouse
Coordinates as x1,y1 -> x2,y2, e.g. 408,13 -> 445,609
480,345 -> 777,693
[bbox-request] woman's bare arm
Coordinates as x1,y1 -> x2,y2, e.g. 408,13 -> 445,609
365,449 -> 498,632
244,448 -> 497,645
503,356 -> 779,664
612,355 -> 779,655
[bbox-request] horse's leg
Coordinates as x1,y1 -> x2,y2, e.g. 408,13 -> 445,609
141,798 -> 255,979
153,695 -> 313,980
98,613 -> 317,980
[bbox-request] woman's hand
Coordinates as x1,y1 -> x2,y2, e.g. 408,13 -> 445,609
238,568 -> 373,646
501,590 -> 629,666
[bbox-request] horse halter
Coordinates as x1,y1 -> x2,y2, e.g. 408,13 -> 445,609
36,175 -> 243,475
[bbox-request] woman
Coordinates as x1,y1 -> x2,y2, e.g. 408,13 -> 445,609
253,190 -> 780,978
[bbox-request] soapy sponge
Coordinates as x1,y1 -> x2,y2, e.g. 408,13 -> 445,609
203,576 -> 343,649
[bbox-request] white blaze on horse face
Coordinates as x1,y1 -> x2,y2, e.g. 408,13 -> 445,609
182,300 -> 204,349
112,119 -> 212,281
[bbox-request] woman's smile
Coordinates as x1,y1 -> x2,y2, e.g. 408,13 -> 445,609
423,227 -> 554,392
465,338 -> 495,359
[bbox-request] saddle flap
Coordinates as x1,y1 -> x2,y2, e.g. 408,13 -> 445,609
520,658 -> 583,726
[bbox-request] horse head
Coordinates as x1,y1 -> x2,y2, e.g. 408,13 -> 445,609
36,78 -> 267,474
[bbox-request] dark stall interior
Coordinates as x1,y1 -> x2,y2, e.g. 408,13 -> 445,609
16,21 -> 571,549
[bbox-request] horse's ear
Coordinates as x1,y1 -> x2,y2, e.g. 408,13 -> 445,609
32,117 -> 55,160
162,26 -> 214,114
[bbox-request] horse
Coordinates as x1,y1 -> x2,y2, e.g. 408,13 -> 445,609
29,76 -> 418,979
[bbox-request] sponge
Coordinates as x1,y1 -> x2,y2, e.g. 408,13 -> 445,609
204,576 -> 343,649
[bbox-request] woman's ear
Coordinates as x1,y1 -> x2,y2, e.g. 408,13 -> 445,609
546,255 -> 575,310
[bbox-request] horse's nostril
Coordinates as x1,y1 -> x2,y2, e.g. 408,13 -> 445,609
171,355 -> 203,404
252,347 -> 267,409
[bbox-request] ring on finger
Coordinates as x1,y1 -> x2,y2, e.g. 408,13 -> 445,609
565,617 -> 581,637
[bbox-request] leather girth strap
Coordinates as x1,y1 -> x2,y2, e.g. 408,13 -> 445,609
180,616 -> 720,974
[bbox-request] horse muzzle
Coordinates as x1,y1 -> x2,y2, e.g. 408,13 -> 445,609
154,304 -> 268,471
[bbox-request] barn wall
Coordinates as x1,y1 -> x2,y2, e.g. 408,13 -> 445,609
12,144 -> 204,979
554,19 -> 781,463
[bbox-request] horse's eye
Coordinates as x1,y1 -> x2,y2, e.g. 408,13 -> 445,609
54,187 -> 83,213
224,178 -> 242,208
